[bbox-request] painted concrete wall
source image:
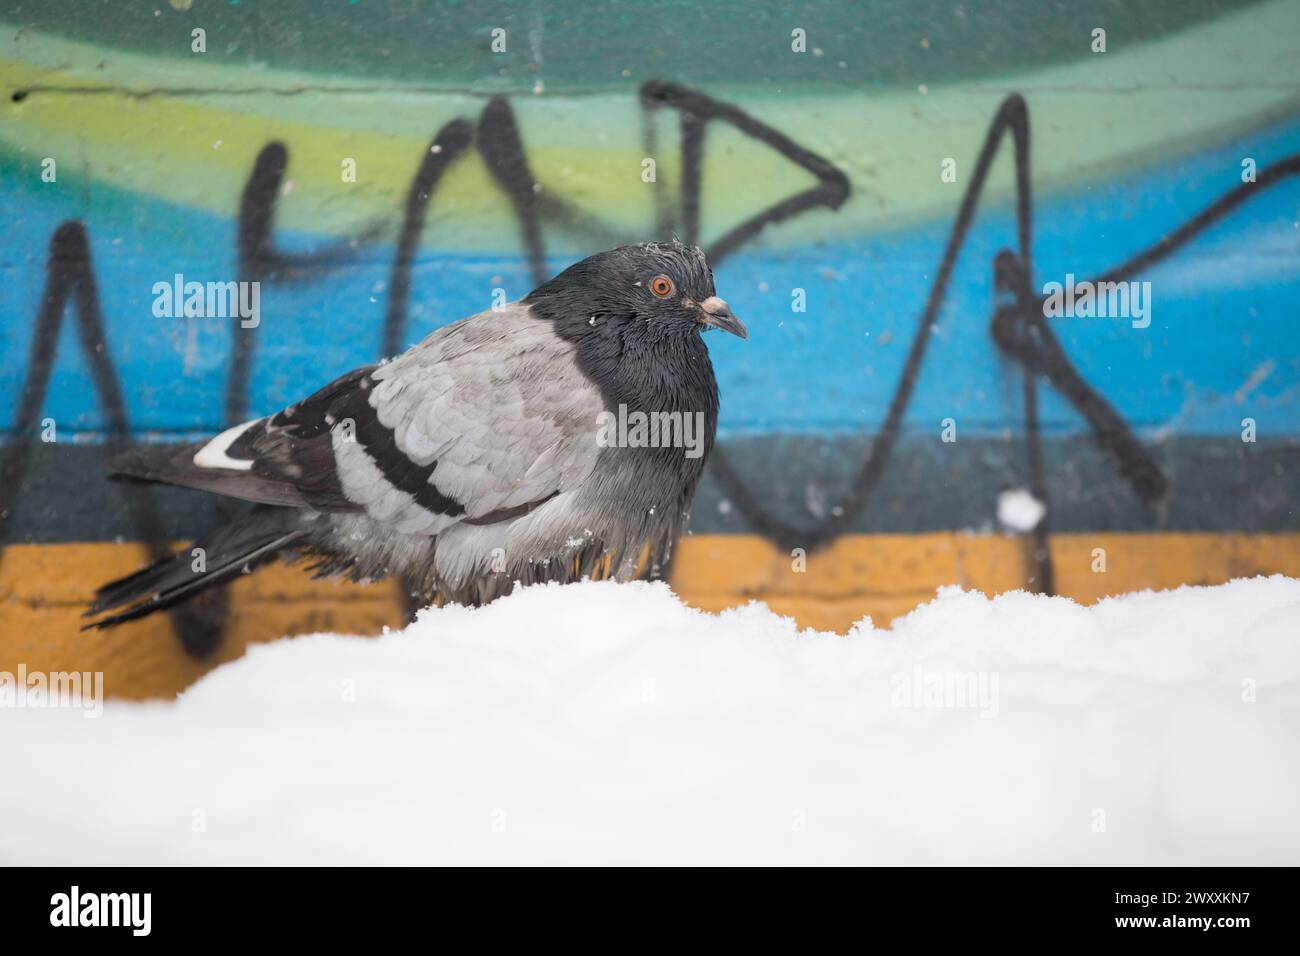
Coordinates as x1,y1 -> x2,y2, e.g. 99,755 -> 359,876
2,0 -> 1298,695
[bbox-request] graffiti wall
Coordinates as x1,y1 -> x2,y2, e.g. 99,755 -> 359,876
3,0 -> 1298,697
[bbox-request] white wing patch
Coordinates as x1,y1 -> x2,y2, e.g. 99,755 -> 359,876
193,419 -> 259,471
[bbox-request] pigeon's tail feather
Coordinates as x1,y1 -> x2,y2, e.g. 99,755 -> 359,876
83,507 -> 305,630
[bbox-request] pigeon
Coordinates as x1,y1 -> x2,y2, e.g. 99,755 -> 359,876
85,241 -> 746,628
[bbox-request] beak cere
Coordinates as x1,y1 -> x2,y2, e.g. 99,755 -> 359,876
697,295 -> 748,339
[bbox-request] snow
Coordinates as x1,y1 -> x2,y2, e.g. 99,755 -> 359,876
3,577 -> 1300,865
998,487 -> 1047,531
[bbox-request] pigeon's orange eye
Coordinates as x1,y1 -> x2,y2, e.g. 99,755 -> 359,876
649,275 -> 675,297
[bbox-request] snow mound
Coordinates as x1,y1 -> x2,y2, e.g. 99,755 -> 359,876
4,577 -> 1300,865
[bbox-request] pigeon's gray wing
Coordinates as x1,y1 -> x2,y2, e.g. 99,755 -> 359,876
336,303 -> 606,534
118,303 -> 607,536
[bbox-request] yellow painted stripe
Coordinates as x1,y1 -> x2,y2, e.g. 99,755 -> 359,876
0,542 -> 404,700
2,533 -> 1298,699
672,532 -> 1300,631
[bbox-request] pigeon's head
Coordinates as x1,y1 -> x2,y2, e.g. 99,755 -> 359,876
525,241 -> 747,341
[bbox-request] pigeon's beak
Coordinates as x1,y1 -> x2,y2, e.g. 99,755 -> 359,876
697,296 -> 748,339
